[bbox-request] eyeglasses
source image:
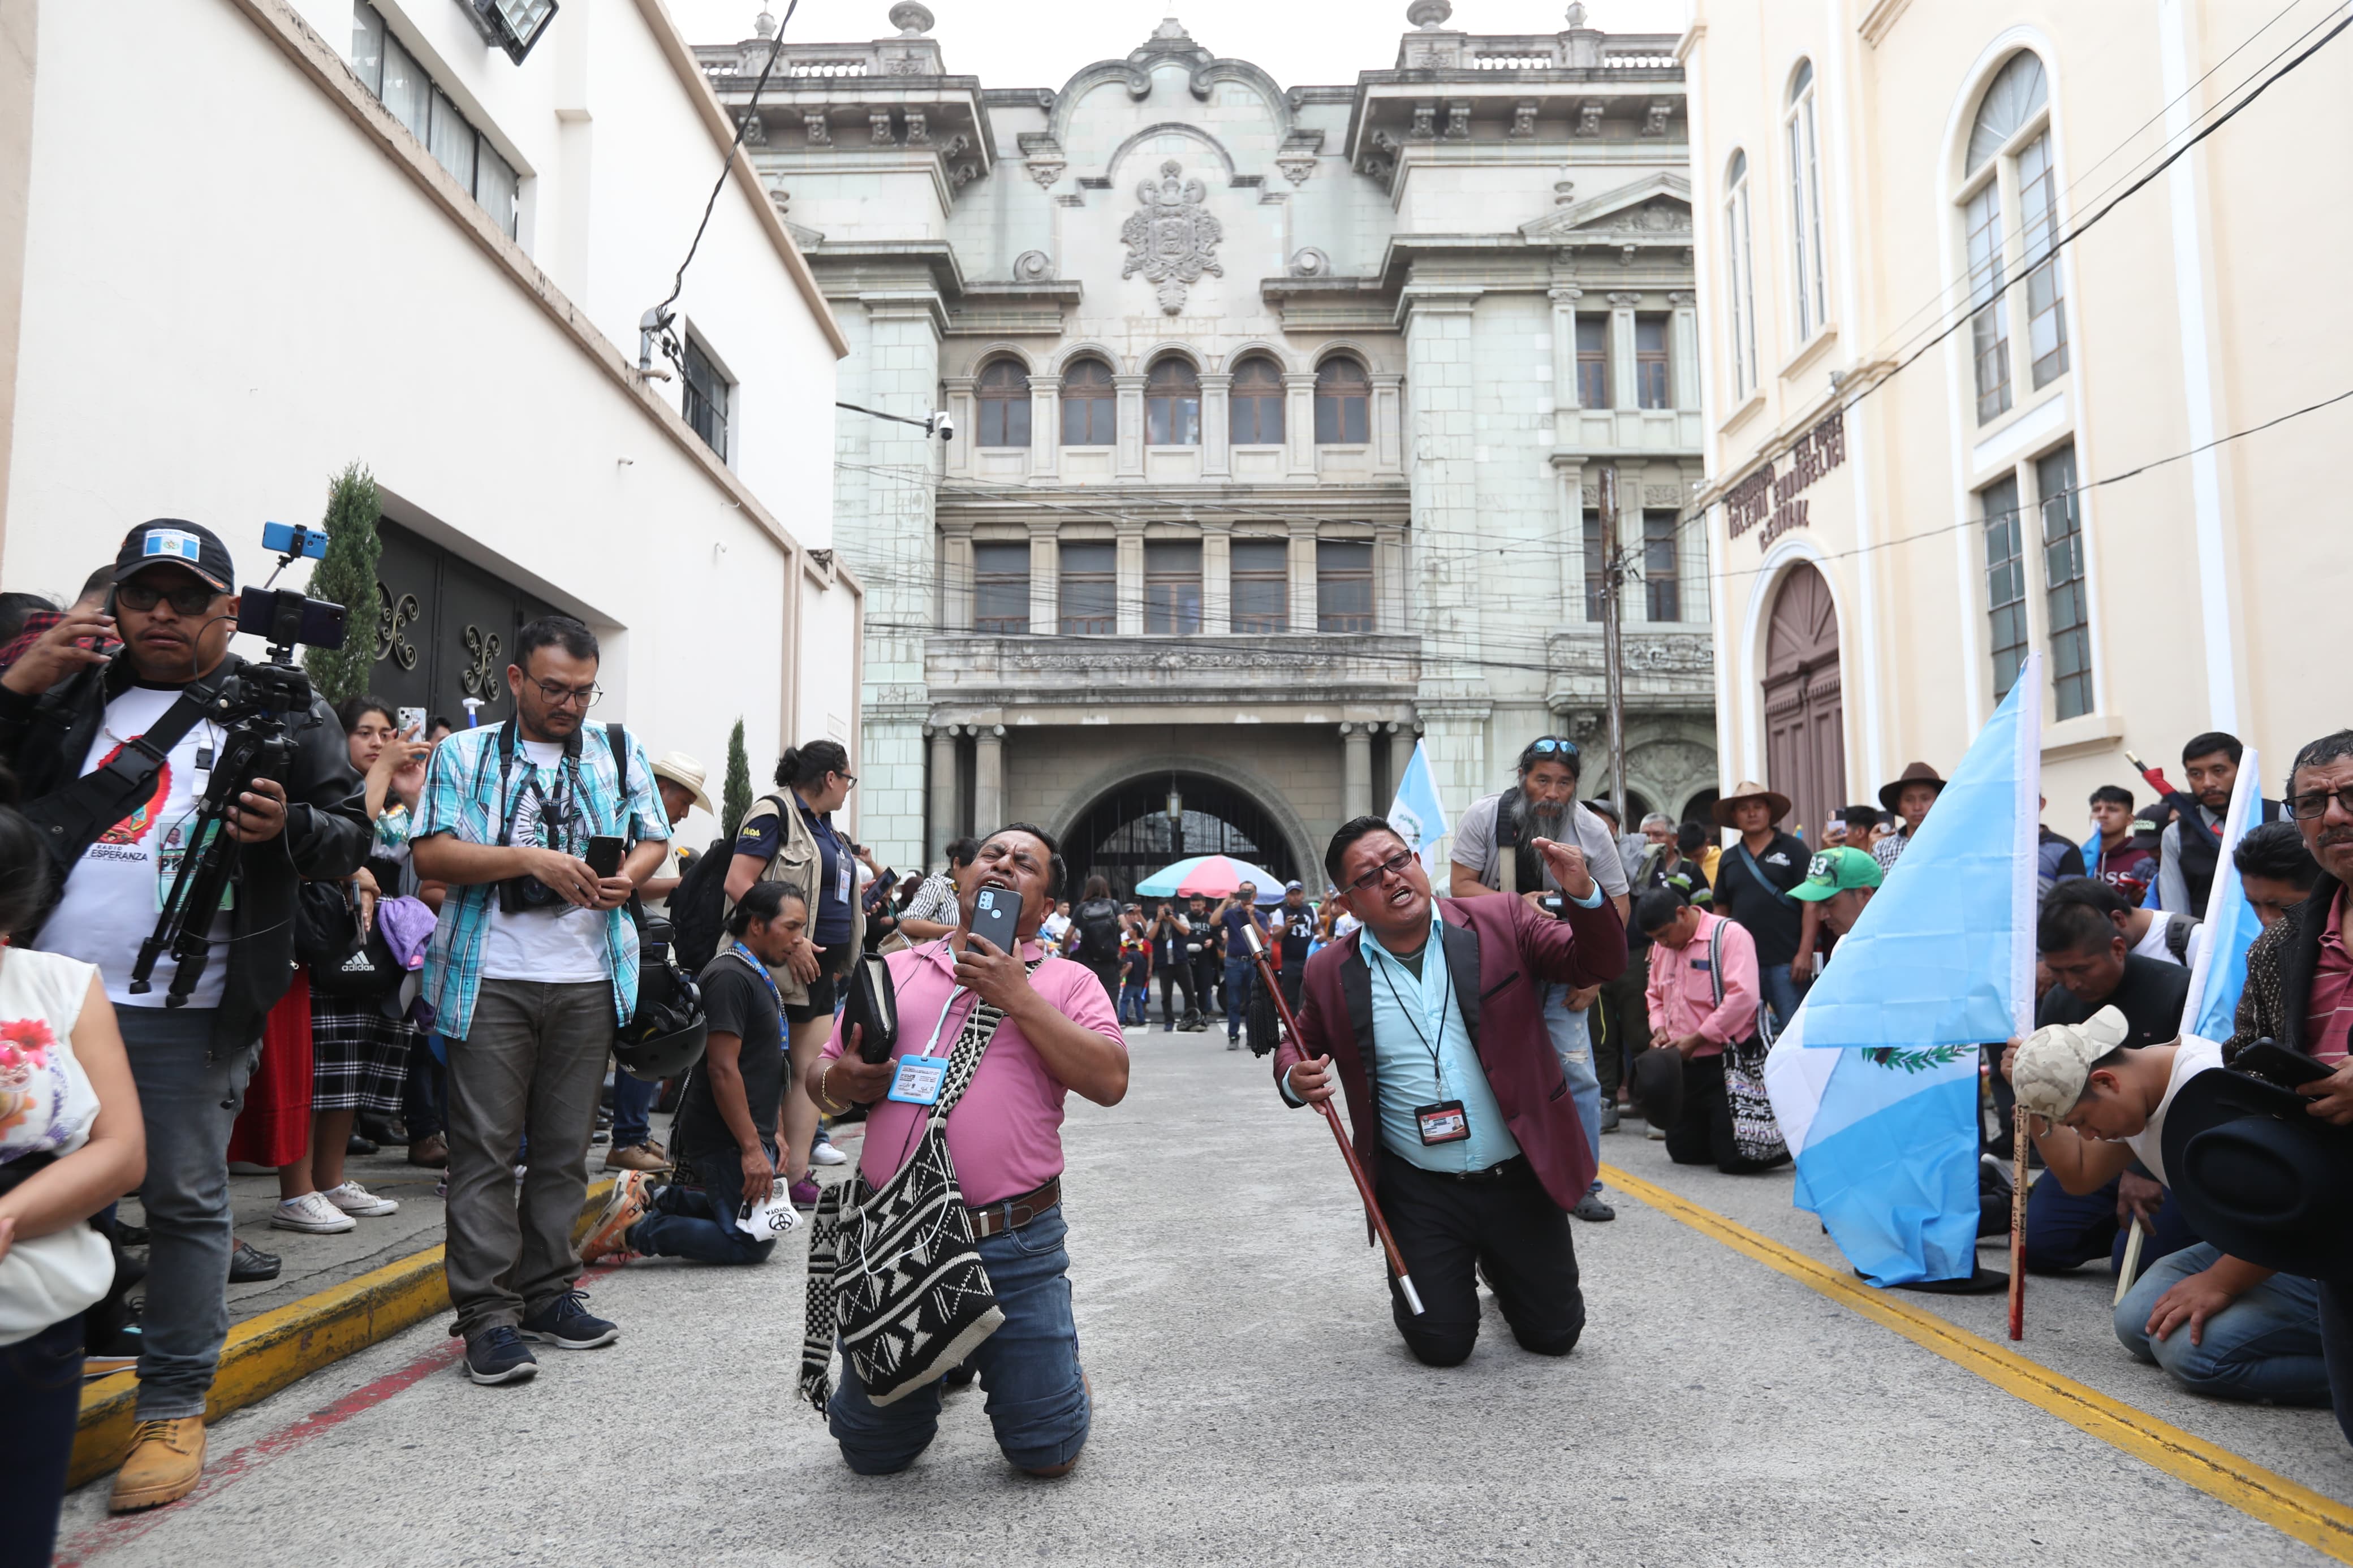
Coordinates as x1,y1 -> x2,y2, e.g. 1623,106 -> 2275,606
2289,785 -> 2353,821
1344,847 -> 1416,893
528,677 -> 602,709
834,771 -> 858,790
115,581 -> 217,616
1524,737 -> 1579,759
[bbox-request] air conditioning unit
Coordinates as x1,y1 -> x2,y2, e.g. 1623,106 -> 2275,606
459,0 -> 558,64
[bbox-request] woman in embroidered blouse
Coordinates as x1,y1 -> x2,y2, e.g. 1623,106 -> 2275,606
276,697 -> 434,1235
0,775 -> 146,1562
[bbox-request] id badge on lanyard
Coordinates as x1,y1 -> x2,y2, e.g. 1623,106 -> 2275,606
886,986 -> 967,1107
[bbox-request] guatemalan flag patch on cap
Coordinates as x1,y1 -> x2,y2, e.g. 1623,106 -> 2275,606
143,528 -> 201,564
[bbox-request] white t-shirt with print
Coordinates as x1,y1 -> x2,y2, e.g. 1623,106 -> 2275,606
2124,1034 -> 2225,1189
35,684 -> 230,1008
480,738 -> 610,984
0,947 -> 114,1344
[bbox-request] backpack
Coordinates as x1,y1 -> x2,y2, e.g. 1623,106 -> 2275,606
669,834 -> 737,973
1075,898 -> 1121,962
2162,913 -> 2196,965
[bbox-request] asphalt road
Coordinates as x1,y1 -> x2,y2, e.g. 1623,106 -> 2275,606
55,1025 -> 2352,1567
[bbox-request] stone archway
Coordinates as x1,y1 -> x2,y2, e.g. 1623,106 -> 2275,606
1761,560 -> 1846,843
1047,751 -> 1319,899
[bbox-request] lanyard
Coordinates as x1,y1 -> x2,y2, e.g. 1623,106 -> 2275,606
730,942 -> 788,1038
1369,924 -> 1454,1091
913,977 -> 967,1060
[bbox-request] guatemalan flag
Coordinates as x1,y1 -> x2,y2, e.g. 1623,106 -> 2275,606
1387,740 -> 1451,882
2182,746 -> 2263,1041
1762,655 -> 2042,1286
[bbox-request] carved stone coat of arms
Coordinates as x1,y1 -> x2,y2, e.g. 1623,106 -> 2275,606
1122,160 -> 1222,314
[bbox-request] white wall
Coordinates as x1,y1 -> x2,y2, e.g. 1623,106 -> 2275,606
6,0 -> 850,798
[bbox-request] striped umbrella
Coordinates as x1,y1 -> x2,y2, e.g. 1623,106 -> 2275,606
1132,854 -> 1285,902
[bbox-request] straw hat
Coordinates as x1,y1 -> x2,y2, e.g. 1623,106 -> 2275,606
1711,779 -> 1792,828
648,751 -> 714,815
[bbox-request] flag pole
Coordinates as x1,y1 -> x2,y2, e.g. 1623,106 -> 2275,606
1241,922 -> 1424,1315
2009,1103 -> 2029,1339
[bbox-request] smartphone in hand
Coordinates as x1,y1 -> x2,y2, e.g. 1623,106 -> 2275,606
969,885 -> 1021,955
585,835 -> 625,879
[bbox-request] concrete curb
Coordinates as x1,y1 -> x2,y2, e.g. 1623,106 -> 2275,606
71,1176 -> 617,1491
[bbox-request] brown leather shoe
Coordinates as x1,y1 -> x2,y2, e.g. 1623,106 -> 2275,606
407,1133 -> 449,1169
109,1416 -> 206,1512
601,1142 -> 671,1173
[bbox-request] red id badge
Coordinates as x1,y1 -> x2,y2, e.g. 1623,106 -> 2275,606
1415,1100 -> 1469,1145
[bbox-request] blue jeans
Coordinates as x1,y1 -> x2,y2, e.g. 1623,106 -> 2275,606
1541,984 -> 1603,1196
2024,1173 -> 2196,1275
1223,956 -> 1253,1038
829,1204 -> 1090,1474
2115,1243 -> 2331,1406
610,1067 -> 657,1150
117,1005 -> 257,1420
628,1141 -> 777,1266
0,1313 -> 83,1568
1756,963 -> 1809,1039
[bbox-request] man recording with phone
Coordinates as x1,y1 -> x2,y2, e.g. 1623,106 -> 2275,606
410,615 -> 669,1388
0,520 -> 369,1512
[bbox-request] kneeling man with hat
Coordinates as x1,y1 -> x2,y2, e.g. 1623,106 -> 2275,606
1277,818 -> 1626,1367
2007,1012 -> 2331,1410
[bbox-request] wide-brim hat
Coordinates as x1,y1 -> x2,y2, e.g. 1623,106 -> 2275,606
2163,1066 -> 2353,1280
1630,1047 -> 1684,1130
648,750 -> 715,815
1712,780 -> 1792,828
1877,761 -> 1948,813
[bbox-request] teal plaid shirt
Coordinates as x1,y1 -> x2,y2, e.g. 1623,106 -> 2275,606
414,722 -> 668,1040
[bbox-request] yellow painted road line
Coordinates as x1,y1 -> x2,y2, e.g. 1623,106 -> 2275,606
1601,1163 -> 2353,1563
72,1177 -> 617,1490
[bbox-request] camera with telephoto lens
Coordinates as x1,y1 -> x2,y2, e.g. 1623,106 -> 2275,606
130,527 -> 350,1004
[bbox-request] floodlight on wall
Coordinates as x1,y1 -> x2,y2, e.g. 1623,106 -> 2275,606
460,0 -> 559,64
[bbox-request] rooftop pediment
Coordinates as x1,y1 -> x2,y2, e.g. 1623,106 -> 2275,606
1520,171 -> 1692,243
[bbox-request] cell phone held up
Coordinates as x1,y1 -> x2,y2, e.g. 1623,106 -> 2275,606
968,884 -> 1021,957
584,835 -> 626,879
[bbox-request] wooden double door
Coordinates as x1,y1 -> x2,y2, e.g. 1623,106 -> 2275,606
1761,561 -> 1845,846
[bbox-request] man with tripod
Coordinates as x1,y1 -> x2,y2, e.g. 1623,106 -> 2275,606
0,521 -> 369,1512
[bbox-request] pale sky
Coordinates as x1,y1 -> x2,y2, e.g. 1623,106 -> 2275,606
666,0 -> 1690,93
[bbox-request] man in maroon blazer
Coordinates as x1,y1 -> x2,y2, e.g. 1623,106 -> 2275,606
1277,816 -> 1627,1367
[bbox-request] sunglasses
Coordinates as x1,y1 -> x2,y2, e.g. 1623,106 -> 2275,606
115,581 -> 219,616
1524,737 -> 1579,759
1344,847 -> 1416,893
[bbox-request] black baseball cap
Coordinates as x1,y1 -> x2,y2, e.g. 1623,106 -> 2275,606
114,520 -> 235,594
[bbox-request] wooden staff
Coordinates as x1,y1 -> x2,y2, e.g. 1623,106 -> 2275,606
2009,1102 -> 2029,1340
2113,1219 -> 2147,1308
1240,921 -> 1425,1315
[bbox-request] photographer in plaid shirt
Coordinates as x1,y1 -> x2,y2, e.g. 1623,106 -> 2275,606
411,616 -> 669,1386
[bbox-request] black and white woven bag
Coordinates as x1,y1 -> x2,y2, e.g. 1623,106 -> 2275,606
799,969 -> 1033,1411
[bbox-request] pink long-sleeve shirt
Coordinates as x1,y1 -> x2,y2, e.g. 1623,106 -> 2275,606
1644,910 -> 1760,1058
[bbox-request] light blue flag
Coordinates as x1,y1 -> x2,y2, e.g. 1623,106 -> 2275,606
2183,748 -> 2262,1042
1387,740 -> 1451,882
1763,655 -> 2041,1286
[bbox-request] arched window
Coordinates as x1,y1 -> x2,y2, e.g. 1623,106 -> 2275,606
1313,356 -> 1369,444
1960,51 -> 2067,425
975,358 -> 1031,448
1229,355 -> 1285,445
1060,357 -> 1115,446
1144,358 -> 1200,445
1722,150 -> 1759,399
1784,60 -> 1829,342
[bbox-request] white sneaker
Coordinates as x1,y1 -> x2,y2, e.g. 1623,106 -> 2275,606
1645,1123 -> 1668,1142
270,1191 -> 357,1234
810,1143 -> 848,1167
321,1180 -> 399,1217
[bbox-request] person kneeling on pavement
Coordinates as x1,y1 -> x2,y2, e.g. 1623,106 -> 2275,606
585,882 -> 805,1267
1278,818 -> 1626,1368
2007,1012 -> 2330,1409
806,824 -> 1127,1477
1636,884 -> 1787,1174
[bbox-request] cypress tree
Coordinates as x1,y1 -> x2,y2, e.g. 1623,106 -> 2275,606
301,463 -> 382,706
722,718 -> 752,843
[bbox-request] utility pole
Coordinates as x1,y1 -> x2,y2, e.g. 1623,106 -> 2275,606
1598,464 -> 1628,818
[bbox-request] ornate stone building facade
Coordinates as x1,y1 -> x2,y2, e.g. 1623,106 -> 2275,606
700,3 -> 1717,889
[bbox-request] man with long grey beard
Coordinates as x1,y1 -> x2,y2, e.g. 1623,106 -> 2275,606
1451,737 -> 1630,1221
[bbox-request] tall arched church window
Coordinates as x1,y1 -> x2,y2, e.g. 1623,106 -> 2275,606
1785,61 -> 1829,342
1060,358 -> 1115,446
1722,150 -> 1759,399
1961,51 -> 2067,425
1313,357 -> 1369,444
975,358 -> 1031,448
1229,356 -> 1285,445
1145,358 -> 1200,446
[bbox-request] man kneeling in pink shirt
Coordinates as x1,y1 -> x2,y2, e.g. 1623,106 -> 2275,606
811,824 -> 1129,1476
1636,885 -> 1787,1173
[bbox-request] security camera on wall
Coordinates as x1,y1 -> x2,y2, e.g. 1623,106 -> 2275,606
926,410 -> 955,442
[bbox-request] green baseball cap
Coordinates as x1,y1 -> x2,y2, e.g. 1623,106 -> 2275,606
1790,845 -> 1884,902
